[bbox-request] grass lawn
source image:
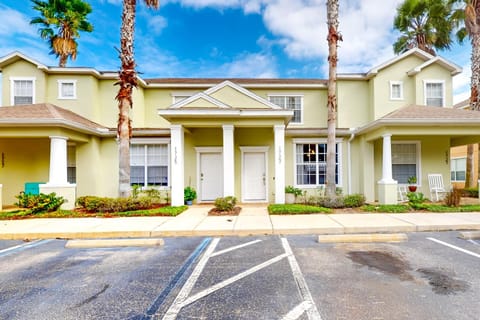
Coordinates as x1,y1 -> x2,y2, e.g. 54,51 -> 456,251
268,204 -> 332,215
0,206 -> 188,220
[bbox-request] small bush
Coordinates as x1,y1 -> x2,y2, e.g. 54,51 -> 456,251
15,192 -> 64,214
76,196 -> 152,213
445,188 -> 462,207
407,192 -> 426,205
343,194 -> 366,207
462,187 -> 479,198
214,196 -> 237,211
285,185 -> 303,197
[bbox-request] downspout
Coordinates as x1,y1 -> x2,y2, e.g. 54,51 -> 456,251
347,128 -> 356,195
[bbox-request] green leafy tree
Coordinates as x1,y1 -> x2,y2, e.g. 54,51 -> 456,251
116,0 -> 159,198
326,0 -> 342,197
393,0 -> 454,55
30,0 -> 93,67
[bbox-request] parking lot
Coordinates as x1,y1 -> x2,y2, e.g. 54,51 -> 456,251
0,232 -> 479,319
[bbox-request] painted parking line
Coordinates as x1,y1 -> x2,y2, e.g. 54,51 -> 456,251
0,239 -> 52,258
427,237 -> 480,259
468,239 -> 480,246
210,239 -> 262,257
281,238 -> 322,320
281,301 -> 315,320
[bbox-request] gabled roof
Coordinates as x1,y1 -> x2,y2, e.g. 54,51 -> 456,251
453,98 -> 470,109
356,105 -> 480,135
0,103 -> 111,136
366,48 -> 462,78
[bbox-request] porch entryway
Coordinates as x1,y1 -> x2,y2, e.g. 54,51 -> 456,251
241,147 -> 268,202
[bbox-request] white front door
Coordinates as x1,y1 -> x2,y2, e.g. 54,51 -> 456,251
243,152 -> 267,201
200,152 -> 223,201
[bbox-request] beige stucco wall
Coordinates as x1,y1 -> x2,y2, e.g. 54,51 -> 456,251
337,80 -> 370,128
1,60 -> 47,106
414,63 -> 454,107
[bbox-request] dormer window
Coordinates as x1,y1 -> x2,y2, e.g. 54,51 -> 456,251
58,80 -> 77,99
424,80 -> 444,107
390,81 -> 403,100
10,77 -> 35,105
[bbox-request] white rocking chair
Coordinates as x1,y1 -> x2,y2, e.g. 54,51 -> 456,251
427,174 -> 449,201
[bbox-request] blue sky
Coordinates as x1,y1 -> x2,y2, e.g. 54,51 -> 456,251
0,0 -> 472,102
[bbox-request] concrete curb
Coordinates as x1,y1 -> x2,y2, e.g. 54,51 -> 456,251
458,231 -> 480,240
318,233 -> 408,243
65,238 -> 164,248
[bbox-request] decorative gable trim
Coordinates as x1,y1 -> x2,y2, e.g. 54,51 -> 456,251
170,92 -> 232,109
407,57 -> 462,76
204,80 -> 282,109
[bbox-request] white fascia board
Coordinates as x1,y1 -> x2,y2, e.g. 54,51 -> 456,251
407,57 -> 462,76
366,48 -> 433,77
204,80 -> 282,109
240,110 -> 293,117
0,51 -> 48,70
158,109 -> 240,117
0,119 -> 113,136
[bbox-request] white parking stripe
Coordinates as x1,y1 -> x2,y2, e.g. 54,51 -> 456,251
281,301 -> 313,320
468,239 -> 480,246
182,253 -> 288,307
281,238 -> 322,320
0,239 -> 52,257
162,237 -> 220,320
211,239 -> 262,257
427,237 -> 480,259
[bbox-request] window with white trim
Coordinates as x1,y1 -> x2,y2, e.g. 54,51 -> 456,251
130,144 -> 169,187
424,81 -> 444,107
390,81 -> 403,100
58,80 -> 77,99
269,95 -> 303,123
295,142 -> 340,186
451,157 -> 466,182
10,77 -> 35,105
392,142 -> 420,184
67,145 -> 76,184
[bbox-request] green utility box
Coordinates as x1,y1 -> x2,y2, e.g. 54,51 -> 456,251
24,182 -> 43,195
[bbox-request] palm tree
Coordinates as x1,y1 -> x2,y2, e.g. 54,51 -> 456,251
393,0 -> 454,55
326,0 -> 342,197
30,0 -> 93,67
117,0 -> 159,198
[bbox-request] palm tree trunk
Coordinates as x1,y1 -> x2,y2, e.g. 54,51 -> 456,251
59,54 -> 67,67
465,144 -> 475,188
326,0 -> 341,197
469,3 -> 480,190
116,0 -> 137,198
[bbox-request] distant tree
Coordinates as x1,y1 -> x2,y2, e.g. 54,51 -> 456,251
117,0 -> 159,198
30,0 -> 93,67
326,0 -> 342,197
393,0 -> 454,55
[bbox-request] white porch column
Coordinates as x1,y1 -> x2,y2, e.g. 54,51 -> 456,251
223,124 -> 235,197
47,136 -> 68,185
377,133 -> 398,204
171,125 -> 185,206
274,125 -> 285,204
40,136 -> 76,209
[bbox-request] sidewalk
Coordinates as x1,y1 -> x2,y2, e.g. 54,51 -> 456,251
1,205 -> 480,240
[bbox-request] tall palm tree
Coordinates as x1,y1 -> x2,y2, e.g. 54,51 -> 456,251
326,0 -> 342,197
30,0 -> 93,67
393,0 -> 454,55
117,0 -> 159,198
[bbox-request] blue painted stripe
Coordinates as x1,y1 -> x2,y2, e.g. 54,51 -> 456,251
141,237 -> 212,319
0,239 -> 52,258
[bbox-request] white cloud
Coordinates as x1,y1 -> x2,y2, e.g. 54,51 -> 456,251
147,15 -> 168,34
219,52 -> 277,78
0,5 -> 36,37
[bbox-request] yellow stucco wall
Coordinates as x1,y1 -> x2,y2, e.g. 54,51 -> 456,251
337,80 -> 370,128
0,138 -> 50,205
1,60 -> 47,106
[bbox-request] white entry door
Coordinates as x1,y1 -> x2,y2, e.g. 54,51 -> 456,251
243,152 -> 267,201
200,153 -> 223,201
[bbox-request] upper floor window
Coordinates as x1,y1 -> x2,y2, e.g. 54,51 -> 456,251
269,95 -> 303,124
389,81 -> 403,100
451,157 -> 466,182
424,80 -> 444,107
10,77 -> 35,105
130,142 -> 169,187
58,80 -> 77,99
392,142 -> 420,184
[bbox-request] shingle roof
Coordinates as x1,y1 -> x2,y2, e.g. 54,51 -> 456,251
382,105 -> 480,120
0,103 -> 110,135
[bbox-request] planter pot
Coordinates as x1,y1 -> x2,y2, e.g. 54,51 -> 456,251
185,200 -> 193,206
285,193 -> 295,204
408,186 -> 417,192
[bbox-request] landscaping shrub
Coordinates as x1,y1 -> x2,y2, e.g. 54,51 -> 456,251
343,194 -> 366,207
76,196 -> 152,213
445,188 -> 462,207
462,187 -> 479,198
15,192 -> 64,214
214,196 -> 237,211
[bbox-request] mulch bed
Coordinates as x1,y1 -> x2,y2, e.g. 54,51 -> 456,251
208,206 -> 242,216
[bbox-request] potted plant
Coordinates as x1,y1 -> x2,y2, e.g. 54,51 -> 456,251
285,185 -> 303,204
407,176 -> 417,192
184,186 -> 197,205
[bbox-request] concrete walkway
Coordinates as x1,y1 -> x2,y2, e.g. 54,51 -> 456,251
1,205 -> 480,240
